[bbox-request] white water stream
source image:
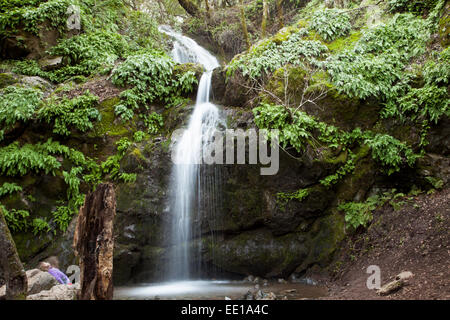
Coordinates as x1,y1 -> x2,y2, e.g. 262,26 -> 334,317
159,26 -> 223,280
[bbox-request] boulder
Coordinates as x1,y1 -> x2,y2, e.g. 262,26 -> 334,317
0,269 -> 58,299
26,269 -> 59,295
27,283 -> 80,300
38,56 -> 63,71
19,76 -> 53,94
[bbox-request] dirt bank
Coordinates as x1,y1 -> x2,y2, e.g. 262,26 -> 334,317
321,188 -> 449,300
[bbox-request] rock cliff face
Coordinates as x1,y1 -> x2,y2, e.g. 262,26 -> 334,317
111,106 -> 350,284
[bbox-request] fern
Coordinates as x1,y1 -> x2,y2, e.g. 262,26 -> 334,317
0,182 -> 22,197
327,14 -> 430,100
38,91 -> 100,136
31,217 -> 51,235
365,134 -> 419,175
309,9 -> 352,42
339,196 -> 380,230
228,29 -> 328,79
0,85 -> 42,128
1,205 -> 29,232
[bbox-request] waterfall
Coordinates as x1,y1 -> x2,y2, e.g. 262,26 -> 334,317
159,26 -> 223,280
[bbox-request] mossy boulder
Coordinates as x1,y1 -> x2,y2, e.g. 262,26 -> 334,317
0,73 -> 17,89
207,229 -> 309,278
438,2 -> 450,47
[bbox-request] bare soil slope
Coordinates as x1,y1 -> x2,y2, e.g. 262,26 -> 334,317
324,188 -> 449,300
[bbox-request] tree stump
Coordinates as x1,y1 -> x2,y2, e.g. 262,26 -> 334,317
73,183 -> 116,300
0,207 -> 27,300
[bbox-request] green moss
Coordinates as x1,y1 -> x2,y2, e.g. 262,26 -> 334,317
438,5 -> 450,47
294,212 -> 345,273
90,97 -> 131,137
322,149 -> 348,165
326,31 -> 362,54
271,25 -> 300,44
0,73 -> 16,89
131,147 -> 146,162
334,145 -> 375,202
173,63 -> 204,78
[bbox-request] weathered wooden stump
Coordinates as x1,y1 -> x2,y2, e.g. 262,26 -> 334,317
73,183 -> 116,300
0,207 -> 27,300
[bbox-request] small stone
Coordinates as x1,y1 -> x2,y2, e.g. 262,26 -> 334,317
38,56 -> 63,71
395,271 -> 414,281
284,289 -> 297,293
262,292 -> 276,300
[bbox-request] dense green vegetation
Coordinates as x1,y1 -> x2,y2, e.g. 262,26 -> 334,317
229,0 -> 448,231
0,0 -> 199,236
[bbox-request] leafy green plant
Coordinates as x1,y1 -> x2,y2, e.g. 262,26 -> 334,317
52,193 -> 84,232
320,152 -> 356,187
309,9 -> 351,42
38,91 -> 100,136
227,28 -> 328,79
0,138 -> 87,176
112,52 -> 197,120
339,196 -> 380,230
365,134 -> 419,175
277,188 -> 309,210
62,166 -> 82,200
31,217 -> 51,235
423,47 -> 450,86
0,0 -> 72,37
133,130 -> 146,142
100,137 -> 135,183
143,112 -> 164,134
327,14 -> 430,100
48,31 -> 129,81
0,182 -> 22,197
1,205 -> 29,232
0,85 -> 42,128
383,85 -> 449,124
388,0 -> 439,15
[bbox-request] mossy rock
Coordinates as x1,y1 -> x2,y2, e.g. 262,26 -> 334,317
438,2 -> 450,47
173,63 -> 204,80
294,211 -> 345,274
89,97 -> 132,138
334,144 -> 375,203
0,73 -> 16,89
208,229 -> 309,278
113,243 -> 140,285
326,31 -> 362,54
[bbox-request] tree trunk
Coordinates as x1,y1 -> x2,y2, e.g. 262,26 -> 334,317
204,0 -> 211,18
239,0 -> 251,50
0,207 -> 27,300
178,0 -> 201,16
276,0 -> 284,29
261,0 -> 269,38
73,183 -> 116,300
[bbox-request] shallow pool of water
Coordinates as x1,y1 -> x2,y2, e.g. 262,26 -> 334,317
114,280 -> 327,300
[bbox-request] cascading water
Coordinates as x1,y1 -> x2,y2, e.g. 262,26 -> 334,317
159,26 -> 224,280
